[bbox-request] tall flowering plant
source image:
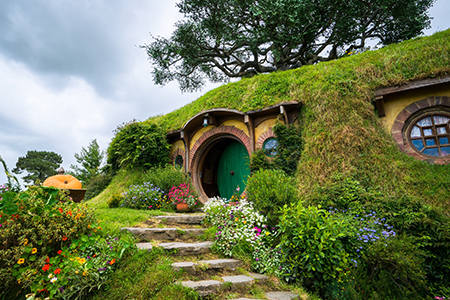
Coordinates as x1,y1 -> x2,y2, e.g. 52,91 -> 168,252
168,183 -> 198,209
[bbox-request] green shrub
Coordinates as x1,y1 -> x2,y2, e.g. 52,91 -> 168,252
107,120 -> 169,172
122,182 -> 165,210
107,193 -> 124,208
143,165 -> 191,194
278,204 -> 349,296
246,169 -> 298,228
249,149 -> 272,173
272,122 -> 302,176
351,235 -> 427,299
84,172 -> 113,200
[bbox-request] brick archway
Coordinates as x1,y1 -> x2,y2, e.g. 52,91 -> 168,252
189,125 -> 250,174
256,128 -> 275,149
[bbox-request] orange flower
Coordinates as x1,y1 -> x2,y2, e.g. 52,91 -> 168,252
67,211 -> 72,216
57,250 -> 62,255
58,208 -> 63,213
54,268 -> 61,274
17,258 -> 25,264
42,264 -> 50,272
45,256 -> 50,263
62,236 -> 67,241
31,248 -> 37,254
110,259 -> 116,265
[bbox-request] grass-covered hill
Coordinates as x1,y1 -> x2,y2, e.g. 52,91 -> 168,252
148,29 -> 450,210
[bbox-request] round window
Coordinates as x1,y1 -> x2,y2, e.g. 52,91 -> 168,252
263,138 -> 278,157
408,114 -> 450,157
174,155 -> 184,170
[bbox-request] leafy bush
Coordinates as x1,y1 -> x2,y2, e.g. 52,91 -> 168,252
248,149 -> 272,173
246,169 -> 298,227
84,172 -> 113,200
121,182 -> 165,210
107,193 -> 124,208
272,122 -> 302,176
107,120 -> 169,172
143,165 -> 191,194
278,204 -> 349,296
0,185 -> 132,299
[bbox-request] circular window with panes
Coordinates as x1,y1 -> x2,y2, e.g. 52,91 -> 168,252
408,114 -> 450,157
263,137 -> 278,157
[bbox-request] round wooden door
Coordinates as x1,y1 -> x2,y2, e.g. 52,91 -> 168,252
217,140 -> 250,200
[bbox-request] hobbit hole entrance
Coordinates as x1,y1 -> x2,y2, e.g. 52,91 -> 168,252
196,138 -> 250,200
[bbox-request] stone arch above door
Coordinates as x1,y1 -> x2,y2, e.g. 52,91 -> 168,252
189,125 -> 251,174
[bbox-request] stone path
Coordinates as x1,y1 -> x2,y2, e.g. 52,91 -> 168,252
123,213 -> 299,299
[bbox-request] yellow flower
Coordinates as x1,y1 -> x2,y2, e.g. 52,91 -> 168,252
78,258 -> 86,264
75,270 -> 79,274
265,232 -> 270,236
23,239 -> 28,246
243,221 -> 247,224
235,218 -> 238,222
17,258 -> 25,264
82,271 -> 88,276
31,248 -> 37,254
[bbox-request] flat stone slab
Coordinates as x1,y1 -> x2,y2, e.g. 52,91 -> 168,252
181,280 -> 222,296
198,259 -> 242,270
136,242 -> 153,251
153,214 -> 205,225
222,275 -> 255,288
248,272 -> 269,283
158,241 -> 213,256
266,291 -> 299,300
122,227 -> 205,241
172,258 -> 242,273
172,262 -> 197,272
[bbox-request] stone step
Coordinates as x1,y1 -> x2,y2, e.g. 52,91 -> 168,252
153,214 -> 205,225
136,242 -> 153,251
266,291 -> 299,300
180,280 -> 222,297
122,227 -> 206,241
180,273 -> 270,297
172,258 -> 242,273
158,241 -> 213,256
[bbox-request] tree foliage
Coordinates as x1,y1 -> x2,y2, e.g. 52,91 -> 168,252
143,0 -> 434,91
12,151 -> 62,184
107,121 -> 169,172
70,139 -> 105,185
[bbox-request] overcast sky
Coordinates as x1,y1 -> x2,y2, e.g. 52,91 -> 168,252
0,0 -> 449,186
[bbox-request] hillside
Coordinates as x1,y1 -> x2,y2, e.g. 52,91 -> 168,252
148,29 -> 450,209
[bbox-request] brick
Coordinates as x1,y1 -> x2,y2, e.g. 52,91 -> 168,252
405,103 -> 420,115
395,109 -> 411,123
415,99 -> 430,110
391,120 -> 405,133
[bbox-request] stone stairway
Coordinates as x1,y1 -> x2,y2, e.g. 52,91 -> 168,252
123,213 -> 299,300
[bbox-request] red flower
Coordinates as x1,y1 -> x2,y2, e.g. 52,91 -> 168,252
67,211 -> 72,216
42,264 -> 50,272
54,268 -> 61,274
58,208 -> 63,213
57,250 -> 62,255
62,236 -> 67,241
45,256 -> 49,263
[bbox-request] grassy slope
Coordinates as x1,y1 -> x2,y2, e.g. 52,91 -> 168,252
148,30 -> 450,209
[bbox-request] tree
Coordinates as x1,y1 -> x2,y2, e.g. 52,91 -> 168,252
70,139 -> 105,185
107,121 -> 169,172
12,151 -> 63,184
143,0 -> 434,92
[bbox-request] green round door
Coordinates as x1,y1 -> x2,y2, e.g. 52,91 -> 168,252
217,140 -> 250,200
